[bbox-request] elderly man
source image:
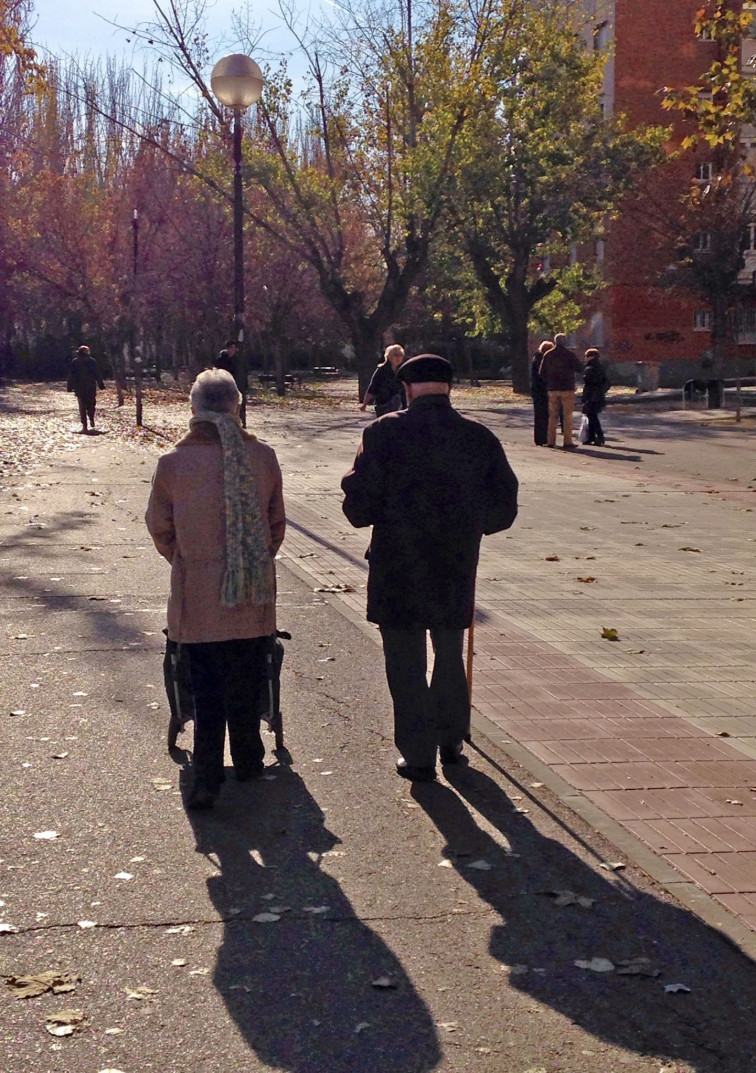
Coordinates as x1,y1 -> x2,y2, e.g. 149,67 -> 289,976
67,344 -> 105,432
342,354 -> 519,782
539,332 -> 584,449
145,369 -> 285,809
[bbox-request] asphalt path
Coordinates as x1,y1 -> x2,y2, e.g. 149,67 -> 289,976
0,384 -> 755,1073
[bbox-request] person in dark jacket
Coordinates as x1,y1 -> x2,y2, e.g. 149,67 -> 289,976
67,345 -> 105,432
581,348 -> 609,445
531,341 -> 553,445
539,333 -> 584,449
215,340 -> 238,381
342,354 -> 519,782
359,344 -> 406,417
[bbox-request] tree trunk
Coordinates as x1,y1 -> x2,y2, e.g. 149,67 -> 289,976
353,327 -> 383,398
710,293 -> 728,378
508,290 -> 531,395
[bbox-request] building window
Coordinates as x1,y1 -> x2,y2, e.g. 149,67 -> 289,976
595,239 -> 605,262
694,310 -> 712,331
695,161 -> 714,181
692,231 -> 711,251
744,223 -> 756,251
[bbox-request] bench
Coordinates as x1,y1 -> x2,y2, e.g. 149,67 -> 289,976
312,366 -> 340,377
258,373 -> 301,387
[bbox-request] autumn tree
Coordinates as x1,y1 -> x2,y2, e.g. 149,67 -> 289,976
450,2 -> 665,393
660,0 -> 756,375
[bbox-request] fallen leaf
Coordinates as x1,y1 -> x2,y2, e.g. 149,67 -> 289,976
52,751 -> 69,760
599,861 -> 626,872
171,959 -> 187,967
103,1029 -> 124,1035
166,925 -> 194,935
437,859 -> 453,868
189,968 -> 210,976
371,976 -> 397,989
467,859 -> 492,871
436,1021 -> 460,1031
302,905 -> 330,914
354,1022 -> 370,1034
34,830 -> 59,840
313,584 -> 354,593
151,778 -> 172,791
72,691 -> 88,697
580,526 -> 596,531
125,985 -> 158,1001
77,920 -> 97,929
113,872 -> 133,881
575,957 -> 614,973
545,555 -> 560,562
677,547 -> 701,553
664,983 -> 691,994
576,576 -> 596,583
601,627 -> 620,642
12,633 -> 28,640
252,913 -> 281,923
9,710 -> 26,717
6,971 -> 80,999
616,957 -> 660,977
726,799 -> 743,806
530,782 -> 544,789
45,1008 -> 85,1036
546,889 -> 595,909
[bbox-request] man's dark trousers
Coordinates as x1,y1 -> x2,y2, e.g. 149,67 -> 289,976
184,637 -> 267,791
379,628 -> 469,768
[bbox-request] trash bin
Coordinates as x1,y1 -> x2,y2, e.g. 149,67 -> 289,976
706,378 -> 724,408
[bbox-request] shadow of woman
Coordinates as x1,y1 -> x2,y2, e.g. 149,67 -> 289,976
179,760 -> 441,1073
412,767 -> 755,1073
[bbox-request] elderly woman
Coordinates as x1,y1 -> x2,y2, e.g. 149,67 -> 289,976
359,344 -> 406,417
145,369 -> 285,809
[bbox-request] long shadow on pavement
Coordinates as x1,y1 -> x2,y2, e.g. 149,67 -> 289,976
413,766 -> 755,1073
181,762 -> 441,1073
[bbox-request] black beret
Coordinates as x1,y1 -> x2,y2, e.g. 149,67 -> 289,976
396,353 -> 454,384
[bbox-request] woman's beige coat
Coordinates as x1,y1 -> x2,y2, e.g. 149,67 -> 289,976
145,423 -> 285,643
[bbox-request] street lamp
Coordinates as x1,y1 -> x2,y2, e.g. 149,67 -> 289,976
211,54 -> 264,425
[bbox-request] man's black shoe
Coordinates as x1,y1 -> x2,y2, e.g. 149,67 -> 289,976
439,742 -> 466,765
396,759 -> 436,782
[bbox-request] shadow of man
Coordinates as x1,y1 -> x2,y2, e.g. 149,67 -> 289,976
179,759 -> 441,1073
412,765 -> 755,1073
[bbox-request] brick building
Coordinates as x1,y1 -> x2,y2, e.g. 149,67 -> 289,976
575,0 -> 756,385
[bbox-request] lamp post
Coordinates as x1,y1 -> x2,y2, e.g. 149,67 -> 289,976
211,54 -> 264,425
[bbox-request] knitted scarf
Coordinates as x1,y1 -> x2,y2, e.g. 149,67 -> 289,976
189,410 -> 275,608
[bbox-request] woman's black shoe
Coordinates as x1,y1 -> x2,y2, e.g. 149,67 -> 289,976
396,759 -> 436,782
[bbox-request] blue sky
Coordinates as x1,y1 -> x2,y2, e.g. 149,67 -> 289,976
29,0 -> 303,65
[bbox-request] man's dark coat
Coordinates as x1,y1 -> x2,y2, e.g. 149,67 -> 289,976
341,394 -> 518,629
67,354 -> 104,400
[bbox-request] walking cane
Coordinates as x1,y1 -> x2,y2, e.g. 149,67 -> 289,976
465,608 -> 475,744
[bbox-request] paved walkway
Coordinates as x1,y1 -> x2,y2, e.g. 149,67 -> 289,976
270,400 -> 756,948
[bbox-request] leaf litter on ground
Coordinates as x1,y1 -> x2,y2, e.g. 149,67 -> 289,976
6,971 -> 80,999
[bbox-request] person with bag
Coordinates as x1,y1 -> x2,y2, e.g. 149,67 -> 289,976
359,344 -> 406,417
580,348 -> 609,446
342,354 -> 518,783
145,368 -> 285,809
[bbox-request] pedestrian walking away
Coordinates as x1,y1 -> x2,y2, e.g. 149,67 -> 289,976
342,354 -> 519,783
360,344 -> 406,417
539,332 -> 584,449
66,344 -> 105,433
531,340 -> 553,446
214,339 -> 239,383
145,368 -> 286,810
581,347 -> 609,445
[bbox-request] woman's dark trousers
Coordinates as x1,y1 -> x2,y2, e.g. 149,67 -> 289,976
532,388 -> 549,445
184,637 -> 268,794
585,408 -> 604,444
379,628 -> 469,768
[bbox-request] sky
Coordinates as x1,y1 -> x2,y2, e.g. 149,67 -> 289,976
28,0 -> 306,67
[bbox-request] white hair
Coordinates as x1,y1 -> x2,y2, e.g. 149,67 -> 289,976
554,333 -> 567,345
190,368 -> 241,413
